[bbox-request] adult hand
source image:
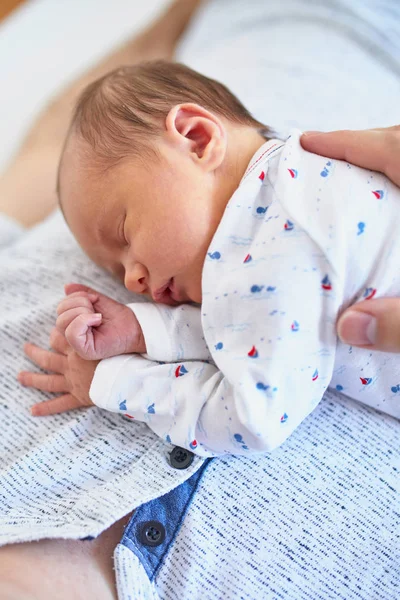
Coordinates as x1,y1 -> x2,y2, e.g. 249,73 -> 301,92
301,125 -> 400,186
301,125 -> 400,352
18,328 -> 98,416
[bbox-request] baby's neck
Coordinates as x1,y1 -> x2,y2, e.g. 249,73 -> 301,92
215,125 -> 268,216
233,125 -> 269,183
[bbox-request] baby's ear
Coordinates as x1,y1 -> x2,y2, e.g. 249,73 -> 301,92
165,103 -> 227,170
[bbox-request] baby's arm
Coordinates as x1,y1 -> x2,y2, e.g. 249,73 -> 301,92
89,309 -> 329,457
129,301 -> 212,362
58,284 -> 211,362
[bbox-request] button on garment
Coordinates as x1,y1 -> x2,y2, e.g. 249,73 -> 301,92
139,521 -> 166,547
116,460 -> 212,588
169,446 -> 195,469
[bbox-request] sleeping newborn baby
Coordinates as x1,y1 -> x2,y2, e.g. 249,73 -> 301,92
26,61 -> 400,456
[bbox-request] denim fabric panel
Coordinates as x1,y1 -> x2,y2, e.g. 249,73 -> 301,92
121,458 -> 213,580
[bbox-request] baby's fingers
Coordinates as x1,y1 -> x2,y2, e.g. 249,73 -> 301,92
56,307 -> 100,335
65,283 -> 100,299
18,370 -> 68,394
31,394 -> 85,416
64,313 -> 102,357
57,292 -> 97,316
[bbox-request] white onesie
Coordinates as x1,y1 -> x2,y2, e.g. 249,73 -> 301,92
90,130 -> 400,457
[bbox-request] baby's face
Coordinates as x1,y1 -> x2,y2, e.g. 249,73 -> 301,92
59,136 -> 223,305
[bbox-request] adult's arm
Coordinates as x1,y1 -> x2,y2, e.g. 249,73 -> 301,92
301,126 -> 400,353
0,0 -> 202,228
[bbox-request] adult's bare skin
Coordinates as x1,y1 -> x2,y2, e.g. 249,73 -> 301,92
0,514 -> 130,600
0,2 -> 203,599
301,126 -> 400,353
0,0 -> 202,227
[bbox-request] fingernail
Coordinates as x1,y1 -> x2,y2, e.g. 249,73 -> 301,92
302,131 -> 322,137
338,311 -> 377,346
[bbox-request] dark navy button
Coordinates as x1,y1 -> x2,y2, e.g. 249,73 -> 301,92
139,521 -> 166,547
169,446 -> 194,469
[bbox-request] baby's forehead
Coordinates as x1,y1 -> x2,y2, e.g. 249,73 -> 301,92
57,148 -> 101,226
59,136 -> 105,199
60,133 -> 98,176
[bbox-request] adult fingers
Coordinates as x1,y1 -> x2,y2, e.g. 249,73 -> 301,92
23,342 -> 66,373
300,129 -> 387,170
337,297 -> 400,353
18,370 -> 68,393
49,327 -> 70,355
300,127 -> 400,187
31,394 -> 83,416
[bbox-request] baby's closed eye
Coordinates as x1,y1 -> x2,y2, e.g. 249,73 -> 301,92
118,215 -> 129,246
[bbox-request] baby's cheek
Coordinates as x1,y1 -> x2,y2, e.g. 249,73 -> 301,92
102,262 -> 125,283
187,268 -> 203,304
193,286 -> 203,304
113,268 -> 126,284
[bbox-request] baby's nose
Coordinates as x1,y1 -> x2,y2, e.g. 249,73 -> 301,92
124,264 -> 149,295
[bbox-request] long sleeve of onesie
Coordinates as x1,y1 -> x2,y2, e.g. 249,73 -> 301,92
127,302 -> 212,362
90,132 -> 400,456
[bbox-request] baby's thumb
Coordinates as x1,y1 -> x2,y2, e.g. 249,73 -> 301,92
65,313 -> 102,358
337,298 -> 400,353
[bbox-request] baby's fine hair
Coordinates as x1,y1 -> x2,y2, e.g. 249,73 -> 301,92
71,60 -> 268,164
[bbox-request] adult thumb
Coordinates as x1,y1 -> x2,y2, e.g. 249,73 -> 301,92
337,298 -> 400,353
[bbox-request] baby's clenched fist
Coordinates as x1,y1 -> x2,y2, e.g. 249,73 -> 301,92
56,283 -> 146,360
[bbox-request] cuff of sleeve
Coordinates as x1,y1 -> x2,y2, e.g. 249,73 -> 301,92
89,355 -> 133,411
126,302 -> 173,361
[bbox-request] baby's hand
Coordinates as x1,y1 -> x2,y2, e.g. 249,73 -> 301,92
56,283 -> 146,360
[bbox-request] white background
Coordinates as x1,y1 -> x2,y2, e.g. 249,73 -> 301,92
0,0 -> 170,173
